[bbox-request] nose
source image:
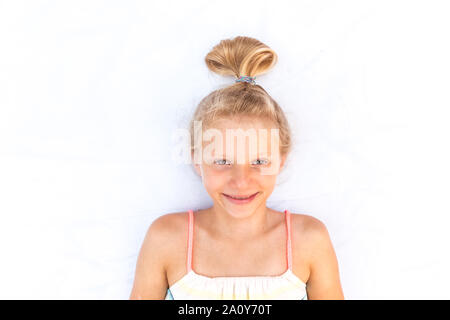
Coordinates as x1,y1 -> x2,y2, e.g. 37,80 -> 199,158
230,164 -> 252,188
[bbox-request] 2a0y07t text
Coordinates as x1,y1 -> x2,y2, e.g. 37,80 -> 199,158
178,304 -> 272,317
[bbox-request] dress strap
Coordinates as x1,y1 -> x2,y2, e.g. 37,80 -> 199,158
285,209 -> 293,270
186,210 -> 194,272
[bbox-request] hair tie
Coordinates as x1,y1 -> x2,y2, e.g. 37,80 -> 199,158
235,75 -> 256,85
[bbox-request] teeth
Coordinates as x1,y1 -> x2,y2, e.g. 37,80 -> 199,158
228,193 -> 255,200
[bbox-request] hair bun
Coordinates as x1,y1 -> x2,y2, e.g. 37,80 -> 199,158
205,36 -> 278,80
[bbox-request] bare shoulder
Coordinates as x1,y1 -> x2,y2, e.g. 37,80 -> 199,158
288,213 -> 333,259
130,213 -> 187,299
149,211 -> 188,234
289,213 -> 329,237
146,211 -> 189,248
129,211 -> 189,299
289,213 -> 345,299
140,211 -> 190,269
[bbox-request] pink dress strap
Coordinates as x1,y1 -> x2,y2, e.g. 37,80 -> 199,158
186,209 -> 194,272
285,209 -> 293,270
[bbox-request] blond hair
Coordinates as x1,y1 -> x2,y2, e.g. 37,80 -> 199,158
190,36 -> 292,159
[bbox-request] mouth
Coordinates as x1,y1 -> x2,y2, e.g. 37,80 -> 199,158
222,192 -> 259,205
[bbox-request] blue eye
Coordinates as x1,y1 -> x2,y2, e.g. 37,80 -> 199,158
214,159 -> 232,166
252,159 -> 269,165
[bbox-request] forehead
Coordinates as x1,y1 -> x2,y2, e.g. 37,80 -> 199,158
207,116 -> 276,131
200,116 -> 280,158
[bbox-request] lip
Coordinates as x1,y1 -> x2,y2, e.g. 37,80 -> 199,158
222,192 -> 259,205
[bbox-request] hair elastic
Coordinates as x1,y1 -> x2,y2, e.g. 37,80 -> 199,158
235,75 -> 256,85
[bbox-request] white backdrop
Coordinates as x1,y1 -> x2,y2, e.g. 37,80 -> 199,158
1,0 -> 449,299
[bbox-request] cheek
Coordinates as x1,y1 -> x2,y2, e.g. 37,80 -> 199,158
201,168 -> 227,190
203,173 -> 277,192
259,175 -> 277,190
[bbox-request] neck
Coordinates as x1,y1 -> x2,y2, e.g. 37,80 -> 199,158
208,202 -> 270,242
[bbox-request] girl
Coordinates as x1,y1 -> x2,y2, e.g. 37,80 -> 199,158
129,36 -> 344,300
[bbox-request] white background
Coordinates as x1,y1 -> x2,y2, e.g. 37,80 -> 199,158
1,0 -> 449,299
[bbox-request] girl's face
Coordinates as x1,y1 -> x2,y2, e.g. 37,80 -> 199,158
193,116 -> 286,218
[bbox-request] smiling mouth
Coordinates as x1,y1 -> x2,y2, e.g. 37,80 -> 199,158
222,192 -> 259,200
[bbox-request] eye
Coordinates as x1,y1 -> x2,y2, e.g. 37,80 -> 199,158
214,159 -> 232,166
251,158 -> 269,165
